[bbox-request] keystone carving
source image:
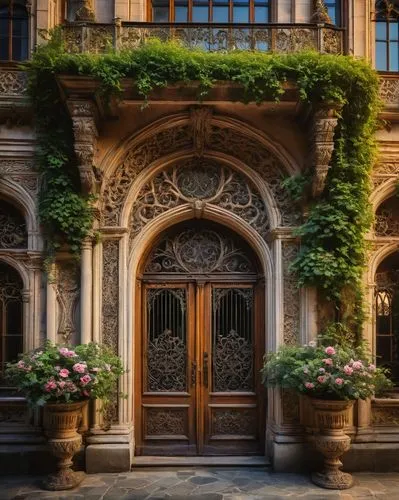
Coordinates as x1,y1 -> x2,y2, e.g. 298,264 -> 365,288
190,106 -> 213,157
67,100 -> 99,194
309,104 -> 341,197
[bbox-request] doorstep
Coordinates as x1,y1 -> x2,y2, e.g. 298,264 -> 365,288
132,456 -> 271,467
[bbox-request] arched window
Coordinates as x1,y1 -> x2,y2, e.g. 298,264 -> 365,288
0,263 -> 23,375
149,0 -> 271,23
0,0 -> 29,62
375,0 -> 399,71
375,253 -> 399,382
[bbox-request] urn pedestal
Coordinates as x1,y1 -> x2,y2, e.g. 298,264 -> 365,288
43,400 -> 87,491
310,398 -> 354,490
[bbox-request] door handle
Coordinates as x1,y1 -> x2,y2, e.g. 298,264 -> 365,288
191,361 -> 197,386
203,352 -> 209,387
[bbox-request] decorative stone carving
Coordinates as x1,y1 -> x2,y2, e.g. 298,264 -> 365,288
102,240 -> 119,424
0,160 -> 39,199
375,209 -> 399,237
379,77 -> 399,107
190,107 -> 212,157
129,159 -> 269,242
282,389 -> 300,424
55,263 -> 80,344
0,70 -> 28,96
372,403 -> 399,426
311,0 -> 332,24
275,28 -> 317,53
322,28 -> 342,54
309,105 -> 340,197
282,241 -> 300,345
67,100 -> 99,194
0,200 -> 27,249
102,117 -> 300,227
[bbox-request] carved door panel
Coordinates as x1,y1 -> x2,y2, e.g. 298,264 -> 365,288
201,283 -> 265,455
137,283 -> 197,455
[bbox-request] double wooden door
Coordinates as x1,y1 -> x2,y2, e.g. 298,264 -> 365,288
135,280 -> 265,456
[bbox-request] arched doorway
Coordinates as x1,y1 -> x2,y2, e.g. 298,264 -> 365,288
134,220 -> 265,456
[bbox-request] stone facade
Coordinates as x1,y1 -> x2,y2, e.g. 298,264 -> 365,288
1,0 -> 399,475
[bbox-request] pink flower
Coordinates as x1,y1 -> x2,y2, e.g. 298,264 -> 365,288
44,380 -> 57,392
369,364 -> 376,372
325,346 -> 336,356
344,365 -> 353,375
82,390 -> 90,397
17,360 -> 25,369
352,361 -> 363,370
58,347 -> 76,358
319,368 -> 326,374
335,378 -> 344,386
73,363 -> 86,374
317,376 -> 327,384
80,374 -> 91,386
305,382 -> 315,389
59,368 -> 69,378
58,381 -> 66,389
323,358 -> 333,366
308,340 -> 317,348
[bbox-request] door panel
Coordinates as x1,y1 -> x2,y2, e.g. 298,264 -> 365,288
137,283 -> 197,455
136,281 -> 265,456
202,284 -> 264,455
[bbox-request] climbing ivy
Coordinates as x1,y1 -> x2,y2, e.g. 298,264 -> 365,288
27,36 -> 380,330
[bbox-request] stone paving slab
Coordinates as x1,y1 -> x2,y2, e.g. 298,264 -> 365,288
1,468 -> 399,499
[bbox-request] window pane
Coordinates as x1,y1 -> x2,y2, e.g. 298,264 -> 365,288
175,6 -> 188,21
254,6 -> 269,23
390,22 -> 399,41
6,301 -> 21,335
5,336 -> 22,363
233,7 -> 249,23
213,6 -> 228,22
376,22 -> 387,40
153,0 -> 169,21
192,6 -> 208,22
377,335 -> 393,364
390,42 -> 399,71
376,41 -> 388,71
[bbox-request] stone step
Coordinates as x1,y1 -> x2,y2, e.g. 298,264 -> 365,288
132,456 -> 271,468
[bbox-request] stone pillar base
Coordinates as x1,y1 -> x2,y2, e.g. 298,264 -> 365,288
86,444 -> 132,473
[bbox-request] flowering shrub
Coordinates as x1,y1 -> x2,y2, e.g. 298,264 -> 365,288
261,337 -> 392,400
6,342 -> 125,408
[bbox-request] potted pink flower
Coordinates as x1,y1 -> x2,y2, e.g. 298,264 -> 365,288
262,333 -> 391,490
6,342 -> 124,491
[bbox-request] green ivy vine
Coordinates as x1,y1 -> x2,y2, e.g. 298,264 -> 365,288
27,36 -> 380,331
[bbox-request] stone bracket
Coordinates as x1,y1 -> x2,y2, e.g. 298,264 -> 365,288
308,103 -> 341,198
66,99 -> 100,194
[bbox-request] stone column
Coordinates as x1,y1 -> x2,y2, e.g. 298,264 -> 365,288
80,238 -> 93,344
46,265 -> 57,343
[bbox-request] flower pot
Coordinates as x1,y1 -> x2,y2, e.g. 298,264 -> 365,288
310,398 -> 354,490
42,400 -> 87,491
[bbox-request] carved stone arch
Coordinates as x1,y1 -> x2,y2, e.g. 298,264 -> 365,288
99,112 -> 300,228
0,180 -> 38,249
371,178 -> 398,211
121,152 -> 279,241
0,255 -> 30,291
368,242 -> 399,284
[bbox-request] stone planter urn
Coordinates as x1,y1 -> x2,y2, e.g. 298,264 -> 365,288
42,400 -> 87,491
310,398 -> 354,490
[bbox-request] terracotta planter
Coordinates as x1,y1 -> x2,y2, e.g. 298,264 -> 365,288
42,400 -> 87,491
310,398 -> 354,490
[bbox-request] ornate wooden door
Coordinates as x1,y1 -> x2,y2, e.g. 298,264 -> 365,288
135,223 -> 265,456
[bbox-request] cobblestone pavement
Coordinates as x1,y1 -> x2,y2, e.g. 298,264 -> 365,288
2,468 -> 399,500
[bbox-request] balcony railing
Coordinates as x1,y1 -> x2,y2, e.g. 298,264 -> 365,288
61,22 -> 344,55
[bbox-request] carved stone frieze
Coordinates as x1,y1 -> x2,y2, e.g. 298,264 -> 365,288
102,117 -> 300,227
67,100 -> 99,194
129,158 -> 269,244
55,262 -> 80,344
102,240 -> 119,424
371,404 -> 399,426
0,70 -> 28,96
0,160 -> 39,199
309,105 -> 340,197
282,241 -> 300,345
379,77 -> 399,107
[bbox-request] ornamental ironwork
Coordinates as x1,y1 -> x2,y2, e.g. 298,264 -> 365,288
0,200 -> 27,249
131,159 -> 269,238
145,227 -> 255,275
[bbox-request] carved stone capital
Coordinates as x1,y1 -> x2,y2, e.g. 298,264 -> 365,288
67,99 -> 99,194
309,104 -> 341,197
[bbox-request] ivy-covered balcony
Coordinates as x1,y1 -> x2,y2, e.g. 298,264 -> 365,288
61,21 -> 344,54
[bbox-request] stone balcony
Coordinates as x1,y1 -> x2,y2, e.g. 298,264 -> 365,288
61,21 -> 344,54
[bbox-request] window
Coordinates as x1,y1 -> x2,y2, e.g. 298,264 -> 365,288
0,263 -> 23,376
150,0 -> 271,23
0,0 -> 29,62
325,1 -> 341,26
375,0 -> 399,71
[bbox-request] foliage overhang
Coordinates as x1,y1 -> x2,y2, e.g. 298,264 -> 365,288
28,37 -> 380,330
